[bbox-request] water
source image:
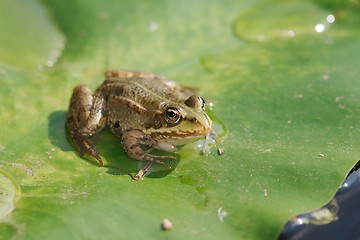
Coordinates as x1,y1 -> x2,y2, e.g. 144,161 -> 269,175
233,1 -> 335,42
279,160 -> 360,240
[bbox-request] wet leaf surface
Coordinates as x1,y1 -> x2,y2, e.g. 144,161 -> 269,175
0,0 -> 360,239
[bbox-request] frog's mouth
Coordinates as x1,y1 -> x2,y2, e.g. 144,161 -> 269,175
147,119 -> 213,146
151,132 -> 206,147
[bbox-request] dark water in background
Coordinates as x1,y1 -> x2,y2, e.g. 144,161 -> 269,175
279,160 -> 360,240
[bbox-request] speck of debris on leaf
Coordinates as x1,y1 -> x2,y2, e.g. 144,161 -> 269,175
218,147 -> 224,155
217,208 -> 228,222
161,218 -> 172,231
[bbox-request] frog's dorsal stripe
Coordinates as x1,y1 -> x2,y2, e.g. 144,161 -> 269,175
109,95 -> 162,115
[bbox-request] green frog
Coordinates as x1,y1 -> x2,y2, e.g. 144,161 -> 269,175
66,70 -> 218,179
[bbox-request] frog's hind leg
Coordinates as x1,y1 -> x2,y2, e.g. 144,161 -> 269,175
66,85 -> 106,166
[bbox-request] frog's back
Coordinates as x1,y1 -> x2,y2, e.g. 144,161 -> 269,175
100,71 -> 195,110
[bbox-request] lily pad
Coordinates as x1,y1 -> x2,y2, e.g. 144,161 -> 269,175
0,170 -> 20,220
0,0 -> 360,239
0,0 -> 64,69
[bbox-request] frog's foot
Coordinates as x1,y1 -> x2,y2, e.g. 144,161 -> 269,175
67,129 -> 104,166
78,139 -> 104,166
143,153 -> 176,168
130,144 -> 176,168
122,130 -> 177,167
132,156 -> 176,181
133,161 -> 154,180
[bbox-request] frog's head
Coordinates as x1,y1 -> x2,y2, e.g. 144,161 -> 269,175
148,95 -> 213,146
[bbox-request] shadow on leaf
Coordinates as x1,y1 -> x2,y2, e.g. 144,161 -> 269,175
48,110 -> 179,180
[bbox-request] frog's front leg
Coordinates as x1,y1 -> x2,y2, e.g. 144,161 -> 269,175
121,130 -> 176,166
66,85 -> 107,165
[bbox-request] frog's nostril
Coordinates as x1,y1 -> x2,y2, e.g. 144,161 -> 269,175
190,118 -> 198,123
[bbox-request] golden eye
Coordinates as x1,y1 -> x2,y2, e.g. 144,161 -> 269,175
164,107 -> 182,124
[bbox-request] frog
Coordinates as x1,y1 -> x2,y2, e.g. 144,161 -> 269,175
66,70 -> 218,179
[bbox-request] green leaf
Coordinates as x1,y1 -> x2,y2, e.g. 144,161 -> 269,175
0,0 -> 64,69
1,0 -> 360,239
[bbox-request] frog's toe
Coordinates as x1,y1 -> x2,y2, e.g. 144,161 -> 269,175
93,155 -> 104,166
162,154 -> 177,159
144,154 -> 177,168
154,154 -> 177,161
81,151 -> 104,166
153,159 -> 170,168
73,139 -> 102,165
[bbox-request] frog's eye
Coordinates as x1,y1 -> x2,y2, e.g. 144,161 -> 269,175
164,107 -> 182,125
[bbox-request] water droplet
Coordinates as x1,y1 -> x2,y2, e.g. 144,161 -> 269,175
315,24 -> 325,33
149,21 -> 159,32
234,2 -> 332,42
47,60 -> 54,67
327,14 -> 335,23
